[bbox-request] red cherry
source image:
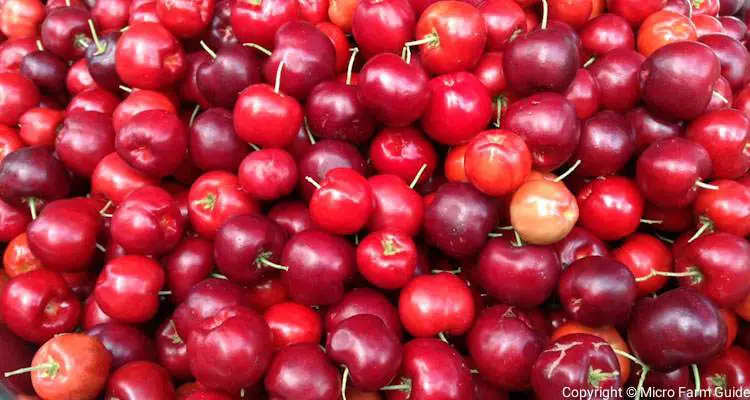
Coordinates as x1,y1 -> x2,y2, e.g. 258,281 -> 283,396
94,255 -> 165,323
693,180 -> 750,238
0,72 -> 40,126
115,109 -> 188,178
105,361 -> 175,400
112,89 -> 177,133
67,88 -> 120,116
352,0 -> 415,57
367,174 -> 424,237
464,129 -> 532,196
156,0 -> 214,38
230,0 -> 300,49
18,108 -> 64,148
264,302 -> 322,350
0,0 -> 45,39
356,229 -> 417,289
398,272 -> 475,338
480,0 -> 525,51
613,233 -> 673,296
115,22 -> 186,90
40,6 -> 92,61
308,167 -> 374,235
369,127 -> 437,187
234,83 -> 304,149
577,176 -> 644,242
91,153 -> 159,205
686,108 -> 750,179
111,186 -> 185,256
187,171 -> 259,239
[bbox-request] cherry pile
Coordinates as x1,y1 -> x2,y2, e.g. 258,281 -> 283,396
0,0 -> 748,398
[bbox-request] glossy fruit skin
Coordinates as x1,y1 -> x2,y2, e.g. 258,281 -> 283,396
564,68 -> 601,121
356,229 -> 417,289
637,11 -> 697,56
553,227 -> 609,269
40,6 -> 92,60
1,270 -> 81,344
636,137 -> 713,208
297,139 -> 367,200
686,109 -> 750,179
188,305 -> 272,392
369,127 -> 438,186
91,153 -> 159,205
694,180 -> 750,237
20,50 -> 68,94
399,272 -> 475,337
187,171 -> 259,239
613,233 -> 673,296
580,13 -> 634,56
421,71 -> 492,146
188,108 -> 248,172
197,44 -> 262,109
700,346 -> 750,399
640,41 -> 720,121
510,179 -> 579,245
589,49 -> 644,114
500,92 -> 580,172
464,129 -> 532,196
326,314 -> 402,390
573,111 -> 635,177
480,0 -> 525,51
230,0 -> 299,50
305,81 -> 375,145
264,343 -> 340,400
3,232 -> 42,277
558,256 -> 638,326
359,53 -> 430,127
55,111 -> 116,178
116,109 -> 188,178
627,106 -> 682,155
352,0 -> 415,57
105,361 -> 176,400
115,22 -> 186,90
94,255 -> 165,324
366,174 -> 424,237
86,322 -> 155,371
468,305 -> 546,390
172,278 -> 247,340
699,34 -> 749,92
264,302 -> 322,350
268,201 -> 316,236
628,287 -> 727,371
0,72 -> 39,126
309,167 -> 374,235
111,186 -> 184,256
674,232 -> 750,308
29,333 -> 112,400
424,182 -> 499,259
390,338 -> 473,400
233,84 -> 303,149
162,237 -> 214,305
326,288 -> 402,339
577,176 -> 644,241
0,146 -> 71,207
531,333 -> 622,400
281,229 -> 355,306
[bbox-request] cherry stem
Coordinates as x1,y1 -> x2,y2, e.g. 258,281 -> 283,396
120,26 -> 129,32
211,273 -> 228,280
694,180 -> 719,190
686,0 -> 693,18
635,269 -> 701,282
341,367 -> 349,400
496,225 -> 515,230
305,176 -> 321,190
487,232 -> 504,238
258,257 -> 289,271
409,164 -> 428,189
470,369 -> 479,374
712,90 -> 729,105
437,332 -> 449,343
583,56 -> 596,68
4,360 -> 57,378
692,364 -> 701,392
540,0 -> 549,29
65,0 -> 70,6
431,268 -> 462,274
27,197 -> 37,220
199,41 -> 216,59
88,19 -> 104,55
404,31 -> 439,47
354,233 -> 359,245
513,230 -> 524,247
36,40 -> 43,51
119,85 -> 132,93
688,221 -> 712,243
554,159 -> 581,182
242,43 -> 272,56
99,200 -> 113,215
634,365 -> 650,400
95,243 -> 106,252
494,96 -> 507,127
304,119 -> 316,145
274,61 -> 285,94
400,45 -> 413,64
249,143 -> 261,151
158,291 -> 171,296
612,349 -> 646,368
346,48 -> 359,86
654,232 -> 674,244
640,219 -> 662,224
189,104 -> 201,127
380,384 -> 411,391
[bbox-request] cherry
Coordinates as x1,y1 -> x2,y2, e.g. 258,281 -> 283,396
154,318 -> 191,380
230,0 -> 299,50
475,236 -> 561,307
172,278 -> 248,340
693,14 -> 724,37
531,333 -> 622,400
264,302 -> 322,350
5,333 -> 111,400
197,43 -> 262,109
472,52 -> 506,99
162,238 -> 213,305
359,53 -> 430,127
91,153 -> 158,205
0,0 -> 44,39
308,167 -> 373,235
579,14 -> 634,57
573,111 -> 635,177
179,51 -> 212,107
129,0 -> 159,24
86,322 -> 155,370
67,88 -> 120,116
464,129 -> 532,196
558,256 -> 637,326
20,50 -> 68,94
282,229 -> 355,305
1,269 -> 81,344
640,41 -> 720,121
188,108 -> 248,172
115,22 -> 185,90
398,272 -> 474,338
589,48 -> 644,113
700,346 -> 750,398
352,0 -> 415,57
90,0 -> 129,30
686,108 -> 750,179
214,213 -> 287,284
187,170 -> 259,239
699,34 -> 749,92
422,72 -> 492,145
326,287 -> 402,339
500,92 -> 580,171
636,137 -> 713,208
719,16 -> 746,41
0,323 -> 36,394
357,229 -> 417,289
387,338 -> 473,400
297,139 -> 367,200
40,6 -> 92,61
112,89 -> 177,133
444,144 -> 468,183
18,107 -> 64,147
564,68 -> 601,120
694,180 -> 750,238
327,314 -> 402,391
268,201 -> 317,236
116,109 -> 187,178
81,295 -> 115,330
188,305 -> 272,392
674,232 -> 750,308
54,111 -> 114,177
94,255 -> 165,324
111,186 -> 184,255
105,361 -> 175,400
577,176 -> 644,241
637,11 -> 697,56
367,174 -> 424,237
629,288 -> 727,371
238,148 -> 297,201
264,343 -> 340,400
553,227 -> 609,269
317,21 -> 349,73
613,233 -> 673,296
510,178 -> 579,245
480,0 -> 525,51
66,58 -> 98,95
0,200 -> 30,244
626,106 -> 682,155
369,127 -> 437,186
305,77 -> 376,145
693,0 -> 720,16
263,21 -> 336,100
503,25 -> 579,96
156,0 -> 213,38
424,181 -> 499,259
233,81 -> 304,149
301,0 -> 329,23
0,37 -> 38,73
0,72 -> 40,126
0,125 -> 23,164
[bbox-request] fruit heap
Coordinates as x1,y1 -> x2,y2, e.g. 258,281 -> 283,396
0,0 -> 749,398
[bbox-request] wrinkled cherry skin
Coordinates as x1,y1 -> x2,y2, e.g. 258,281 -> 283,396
531,333 -> 622,400
352,0 -> 415,57
573,111 -> 634,177
369,127 -> 438,186
674,232 -> 750,308
115,22 -> 186,90
500,92 -> 580,172
282,229 -> 356,306
91,153 -> 158,205
640,41 -> 721,121
0,72 -> 40,126
189,108 -> 248,172
589,49 -> 644,114
1,269 -> 81,344
468,305 -> 547,390
626,107 -> 682,155
55,111 -> 116,178
188,305 -> 273,393
86,322 -> 155,371
326,314 -> 402,390
474,237 -> 561,308
577,176 -> 644,241
326,287 -> 402,339
309,167 -> 374,235
388,338 -> 473,400
510,179 -> 579,246
424,182 -> 499,259
398,272 -> 475,337
628,288 -> 727,371
613,233 -> 673,296
686,108 -> 750,179
187,171 -> 259,239
111,186 -> 185,256
558,256 -> 638,326
553,227 -> 609,269
27,198 -> 101,273
700,346 -> 750,398
94,255 -> 165,324
264,343 -> 340,400
264,302 -> 322,350
105,361 -> 175,400
116,109 -> 187,178
636,137 -> 713,208
694,180 -> 750,237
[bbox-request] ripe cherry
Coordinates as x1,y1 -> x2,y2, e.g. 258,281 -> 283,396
189,107 -> 249,172
356,229 -> 417,290
589,49 -> 644,114
264,343 -> 340,400
577,176 -> 644,241
239,148 -> 298,201
105,361 -> 175,400
264,302 -> 322,350
510,178 -> 579,245
86,322 -> 155,371
94,255 -> 165,324
637,11 -> 697,56
116,109 -> 187,178
171,278 -> 248,340
464,129 -> 531,196
613,233 -> 673,296
111,186 -> 185,256
308,167 -> 374,235
686,108 -> 750,179
234,80 -> 303,149
187,171 -> 259,239
398,272 -> 475,338
214,213 -> 287,284
55,111 -> 115,178
326,287 -> 402,339
352,0 -> 415,57
0,72 -> 40,126
91,153 -> 158,205
115,22 -> 185,90
230,0 -> 299,49
359,53 -> 429,127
